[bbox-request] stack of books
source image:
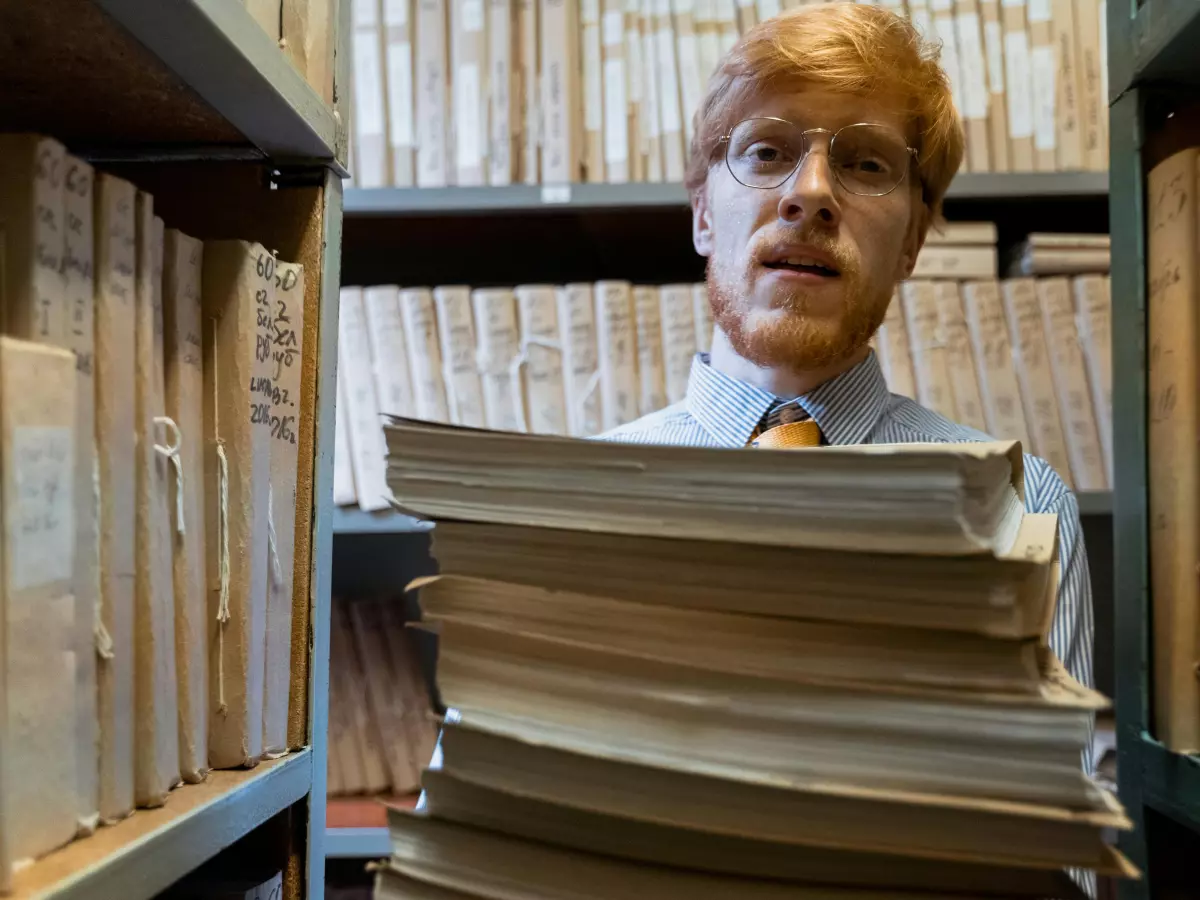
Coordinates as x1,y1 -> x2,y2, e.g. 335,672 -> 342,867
347,0 -> 1110,189
372,421 -> 1135,898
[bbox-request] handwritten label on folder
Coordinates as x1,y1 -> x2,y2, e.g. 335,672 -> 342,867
10,426 -> 74,590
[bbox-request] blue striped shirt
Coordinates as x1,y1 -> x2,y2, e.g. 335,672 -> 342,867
603,351 -> 1095,716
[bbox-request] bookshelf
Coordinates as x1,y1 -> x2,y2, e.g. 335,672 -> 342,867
2,0 -> 344,897
1109,0 -> 1200,892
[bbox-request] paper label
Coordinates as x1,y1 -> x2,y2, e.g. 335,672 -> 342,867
9,426 -> 74,591
604,58 -> 630,163
1031,44 -> 1057,150
654,0 -> 670,18
1004,31 -> 1033,138
541,184 -> 572,202
463,0 -> 485,30
956,14 -> 989,118
603,9 -> 624,44
930,0 -> 952,11
387,43 -> 415,146
672,0 -> 696,14
656,29 -> 682,132
583,0 -> 600,19
385,0 -> 410,26
585,36 -> 604,131
984,21 -> 1005,93
1027,0 -> 1050,22
352,30 -> 386,136
455,63 -> 482,169
1001,0 -> 1023,8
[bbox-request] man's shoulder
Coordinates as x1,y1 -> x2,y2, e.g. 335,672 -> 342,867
882,395 -> 1073,516
598,402 -> 713,445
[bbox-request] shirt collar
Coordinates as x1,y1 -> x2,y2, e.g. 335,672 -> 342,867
684,350 -> 892,448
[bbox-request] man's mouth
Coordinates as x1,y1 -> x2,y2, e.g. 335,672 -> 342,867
762,256 -> 841,277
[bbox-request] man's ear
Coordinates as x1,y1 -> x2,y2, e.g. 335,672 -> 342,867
693,183 -> 714,258
896,204 -> 930,281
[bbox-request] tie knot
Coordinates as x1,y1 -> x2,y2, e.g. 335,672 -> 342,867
750,400 -> 822,448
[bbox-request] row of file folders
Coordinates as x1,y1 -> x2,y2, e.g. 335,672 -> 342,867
347,0 -> 1110,188
333,269 -> 1112,518
0,134 -> 311,890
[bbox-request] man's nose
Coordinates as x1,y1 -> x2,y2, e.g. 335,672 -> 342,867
776,147 -> 842,228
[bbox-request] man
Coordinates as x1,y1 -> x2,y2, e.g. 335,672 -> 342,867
605,3 -> 1093,707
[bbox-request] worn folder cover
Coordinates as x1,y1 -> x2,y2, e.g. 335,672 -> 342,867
202,241 -> 273,769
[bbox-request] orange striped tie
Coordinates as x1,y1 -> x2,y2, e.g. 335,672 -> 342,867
750,419 -> 822,448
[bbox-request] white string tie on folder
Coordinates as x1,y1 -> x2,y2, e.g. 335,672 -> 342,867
93,451 -> 114,660
215,440 -> 232,714
505,336 -> 563,433
153,415 -> 186,535
267,484 -> 284,587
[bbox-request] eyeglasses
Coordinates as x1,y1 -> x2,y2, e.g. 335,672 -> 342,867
720,117 -> 918,197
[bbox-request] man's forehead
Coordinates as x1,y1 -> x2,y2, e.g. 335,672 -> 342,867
739,87 -> 912,135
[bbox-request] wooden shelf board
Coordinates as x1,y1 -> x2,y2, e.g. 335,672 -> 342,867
10,749 -> 312,900
0,0 -> 337,164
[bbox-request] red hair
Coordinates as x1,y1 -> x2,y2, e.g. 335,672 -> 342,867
686,3 -> 964,221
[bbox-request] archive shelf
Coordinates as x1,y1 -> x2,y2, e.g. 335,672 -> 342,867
0,0 -> 342,167
8,752 -> 312,900
3,0 -> 346,896
1109,0 -> 1200,891
324,826 -> 391,859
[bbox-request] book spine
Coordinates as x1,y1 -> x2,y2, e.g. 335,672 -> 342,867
0,337 -> 80,866
877,288 -> 918,399
713,0 -> 738,52
434,286 -> 487,426
980,0 -> 1010,170
93,172 -> 138,824
363,285 -> 415,418
1027,0 -> 1056,172
654,0 -> 686,182
632,285 -> 669,413
488,0 -> 517,185
416,0 -> 452,186
1072,273 -> 1112,481
384,0 -> 417,186
911,245 -> 998,279
452,0 -> 489,184
162,229 -> 209,784
934,281 -> 990,432
399,288 -> 452,422
931,0 -> 969,170
1147,149 -> 1200,751
1074,0 -> 1105,171
583,0 -> 606,182
337,288 -> 392,511
515,285 -> 569,433
1000,276 -> 1074,484
541,0 -> 583,183
556,283 -> 605,435
595,280 -> 641,430
1038,276 -> 1106,488
672,0 -> 703,146
60,156 -> 101,832
659,284 -> 697,404
603,0 -> 632,182
640,0 -> 664,181
900,280 -> 959,421
954,0 -> 993,171
133,199 -> 179,806
353,0 -> 391,186
202,241 -> 273,770
961,279 -> 1032,446
264,261 -> 306,757
1001,0 -> 1035,170
472,288 -> 526,430
518,0 -> 541,183
283,0 -> 335,103
1049,0 -> 1083,170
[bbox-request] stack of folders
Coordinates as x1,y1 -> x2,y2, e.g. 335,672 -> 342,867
374,420 -> 1137,899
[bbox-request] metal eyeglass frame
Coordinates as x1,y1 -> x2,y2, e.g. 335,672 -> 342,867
718,117 -> 921,197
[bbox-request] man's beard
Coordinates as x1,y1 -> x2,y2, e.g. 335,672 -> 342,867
706,236 -> 891,373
